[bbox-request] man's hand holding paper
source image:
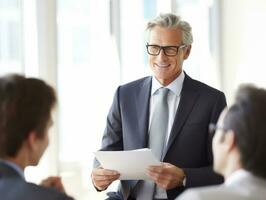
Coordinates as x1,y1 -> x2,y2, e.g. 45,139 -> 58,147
147,162 -> 185,190
94,148 -> 161,180
91,167 -> 120,191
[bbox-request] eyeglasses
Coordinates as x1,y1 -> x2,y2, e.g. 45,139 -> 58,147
209,123 -> 226,135
146,43 -> 186,56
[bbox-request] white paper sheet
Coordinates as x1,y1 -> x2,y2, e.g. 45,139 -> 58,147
94,148 -> 161,180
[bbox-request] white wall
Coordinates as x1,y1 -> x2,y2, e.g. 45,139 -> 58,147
221,0 -> 266,104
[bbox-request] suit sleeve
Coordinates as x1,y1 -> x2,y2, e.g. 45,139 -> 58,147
93,87 -> 123,168
182,92 -> 226,187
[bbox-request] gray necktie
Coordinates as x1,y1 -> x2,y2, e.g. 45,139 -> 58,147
149,87 -> 169,160
135,88 -> 169,200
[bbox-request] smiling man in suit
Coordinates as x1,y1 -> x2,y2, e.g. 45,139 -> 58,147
91,13 -> 226,200
177,85 -> 266,200
0,74 -> 73,200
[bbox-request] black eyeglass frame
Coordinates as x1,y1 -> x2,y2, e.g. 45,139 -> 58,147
146,43 -> 186,56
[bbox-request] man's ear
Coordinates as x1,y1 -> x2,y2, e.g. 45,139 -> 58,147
183,45 -> 191,59
224,130 -> 237,152
26,131 -> 38,150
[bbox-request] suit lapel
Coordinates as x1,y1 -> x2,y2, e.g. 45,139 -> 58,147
162,74 -> 200,159
127,77 -> 151,196
135,77 -> 152,148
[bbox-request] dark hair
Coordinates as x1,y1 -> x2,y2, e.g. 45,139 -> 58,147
223,85 -> 266,178
0,74 -> 56,157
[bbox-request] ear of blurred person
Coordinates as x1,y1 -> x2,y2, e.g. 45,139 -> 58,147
177,84 -> 266,200
0,74 -> 74,200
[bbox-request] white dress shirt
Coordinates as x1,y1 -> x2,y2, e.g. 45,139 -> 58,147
177,169 -> 266,200
149,71 -> 185,146
149,71 -> 185,199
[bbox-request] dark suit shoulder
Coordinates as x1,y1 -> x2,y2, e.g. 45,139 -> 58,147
115,77 -> 151,100
26,182 -> 74,200
0,178 -> 74,200
186,75 -> 224,96
119,76 -> 151,90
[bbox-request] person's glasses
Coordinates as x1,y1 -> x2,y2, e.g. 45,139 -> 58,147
146,43 -> 186,56
209,123 -> 226,135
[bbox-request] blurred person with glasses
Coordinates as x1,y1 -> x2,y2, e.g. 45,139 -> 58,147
177,85 -> 266,200
92,13 -> 226,200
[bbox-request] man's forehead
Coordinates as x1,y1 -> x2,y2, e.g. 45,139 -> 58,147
148,27 -> 182,44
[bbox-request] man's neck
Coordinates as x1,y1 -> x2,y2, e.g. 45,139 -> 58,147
6,157 -> 26,170
6,149 -> 30,171
224,164 -> 242,179
223,153 -> 242,179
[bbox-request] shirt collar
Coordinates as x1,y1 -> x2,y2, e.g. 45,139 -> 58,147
225,169 -> 253,186
151,71 -> 185,96
0,159 -> 25,179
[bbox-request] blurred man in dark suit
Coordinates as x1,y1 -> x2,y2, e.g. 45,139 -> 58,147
0,74 -> 73,200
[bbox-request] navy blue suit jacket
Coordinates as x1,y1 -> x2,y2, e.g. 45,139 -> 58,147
0,161 -> 74,200
95,73 -> 227,200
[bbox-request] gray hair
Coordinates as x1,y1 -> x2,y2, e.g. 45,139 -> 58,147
146,13 -> 193,45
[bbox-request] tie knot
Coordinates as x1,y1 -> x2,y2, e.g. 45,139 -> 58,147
158,87 -> 169,99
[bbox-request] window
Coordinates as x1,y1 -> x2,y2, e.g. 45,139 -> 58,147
57,0 -> 119,199
120,0 -> 157,83
174,0 -> 221,88
0,1 -> 223,199
0,0 -> 22,75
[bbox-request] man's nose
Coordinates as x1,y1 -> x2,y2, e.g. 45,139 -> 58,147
157,49 -> 168,61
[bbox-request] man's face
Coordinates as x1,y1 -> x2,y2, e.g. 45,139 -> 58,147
148,26 -> 191,86
212,109 -> 228,175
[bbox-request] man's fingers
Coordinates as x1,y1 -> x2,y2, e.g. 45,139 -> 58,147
93,174 -> 120,181
93,168 -> 119,176
148,170 -> 171,180
40,176 -> 66,193
92,168 -> 120,180
92,175 -> 120,191
91,168 -> 120,191
148,163 -> 183,177
96,179 -> 115,188
146,162 -> 185,190
147,165 -> 166,175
